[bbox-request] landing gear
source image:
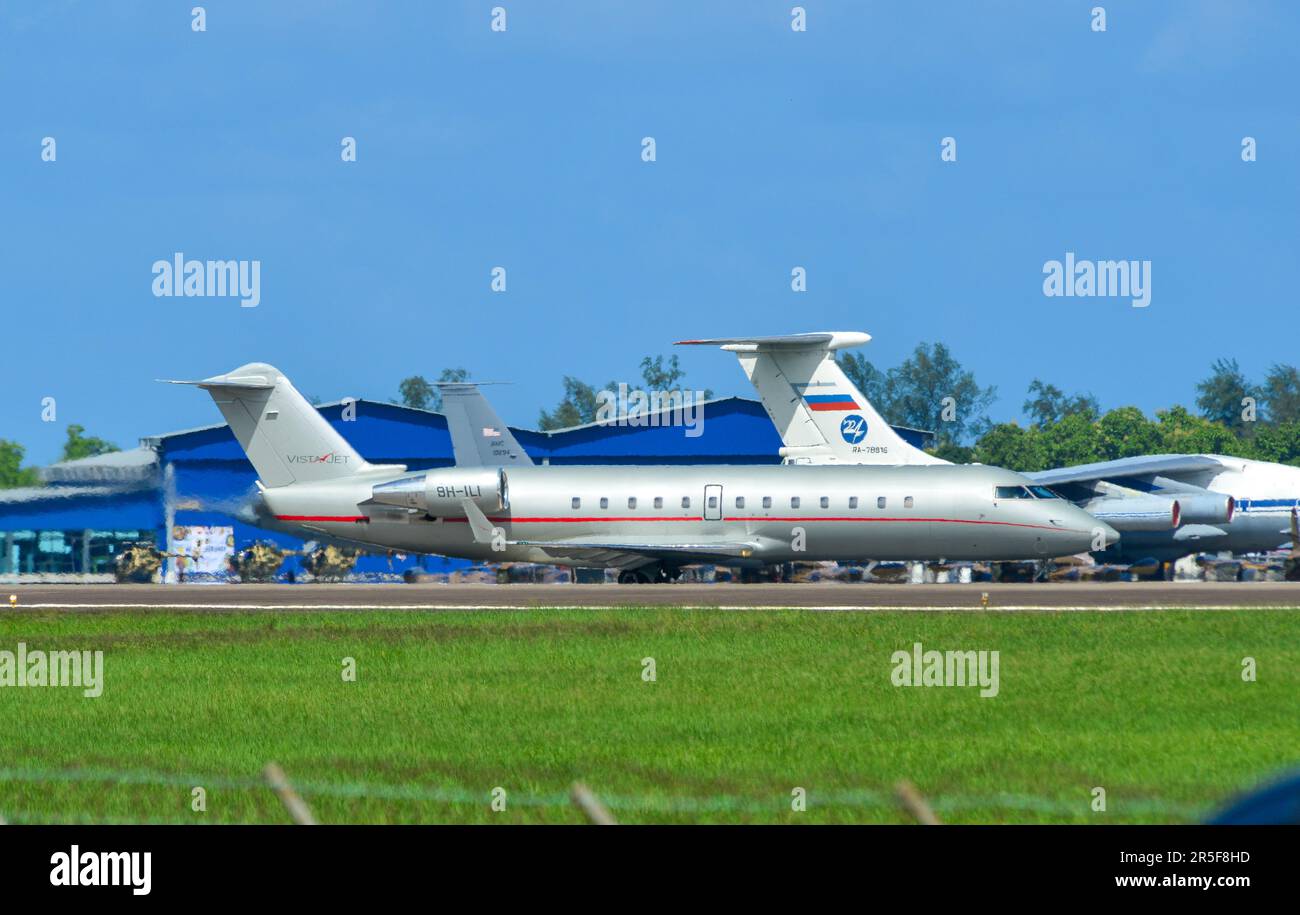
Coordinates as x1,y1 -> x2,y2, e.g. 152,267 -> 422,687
616,564 -> 679,584
735,564 -> 787,583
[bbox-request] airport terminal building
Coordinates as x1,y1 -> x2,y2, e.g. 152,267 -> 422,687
0,398 -> 932,581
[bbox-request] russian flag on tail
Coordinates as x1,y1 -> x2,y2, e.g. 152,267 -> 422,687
804,393 -> 860,412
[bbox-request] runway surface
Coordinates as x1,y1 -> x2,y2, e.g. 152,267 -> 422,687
6,581 -> 1300,611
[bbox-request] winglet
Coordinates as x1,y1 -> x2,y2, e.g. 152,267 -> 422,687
157,372 -> 275,390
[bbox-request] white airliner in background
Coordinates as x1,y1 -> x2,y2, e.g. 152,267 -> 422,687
167,362 -> 1114,582
679,331 -> 1300,564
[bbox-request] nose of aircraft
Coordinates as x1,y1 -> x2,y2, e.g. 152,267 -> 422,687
1069,505 -> 1119,548
1096,518 -> 1121,548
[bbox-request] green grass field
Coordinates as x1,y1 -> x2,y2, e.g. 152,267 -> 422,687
0,607 -> 1296,824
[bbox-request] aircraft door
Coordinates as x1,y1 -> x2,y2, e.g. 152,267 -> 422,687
703,484 -> 723,521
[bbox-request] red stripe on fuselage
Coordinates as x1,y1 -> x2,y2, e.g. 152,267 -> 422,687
433,516 -> 1085,534
274,514 -> 367,522
275,515 -> 1084,535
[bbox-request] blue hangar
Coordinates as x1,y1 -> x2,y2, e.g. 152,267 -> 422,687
0,398 -> 932,580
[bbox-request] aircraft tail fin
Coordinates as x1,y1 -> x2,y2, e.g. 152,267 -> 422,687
437,383 -> 534,467
164,363 -> 390,487
677,332 -> 946,466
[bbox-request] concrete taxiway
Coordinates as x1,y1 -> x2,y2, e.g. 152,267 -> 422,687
4,581 -> 1300,611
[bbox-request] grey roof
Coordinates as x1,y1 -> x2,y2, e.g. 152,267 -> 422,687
0,483 -> 148,505
138,397 -> 435,446
538,395 -> 745,435
534,395 -> 935,438
138,395 -> 936,442
39,447 -> 160,484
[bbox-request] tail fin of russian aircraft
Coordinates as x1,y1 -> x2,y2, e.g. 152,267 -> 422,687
676,332 -> 947,466
164,363 -> 397,487
437,383 -> 534,467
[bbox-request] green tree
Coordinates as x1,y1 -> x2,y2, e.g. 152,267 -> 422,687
1023,379 -> 1099,428
1037,411 -> 1103,468
837,352 -> 888,408
1195,358 -> 1257,431
1156,405 -> 1251,457
1260,363 -> 1300,425
397,375 -> 434,410
61,424 -> 119,462
0,440 -> 40,489
1252,421 -> 1300,466
1095,406 -> 1160,460
397,368 -> 469,412
638,354 -> 711,400
538,376 -> 604,430
639,355 -> 685,391
929,440 -> 974,464
537,354 -> 714,431
882,343 -> 996,447
971,423 -> 1047,472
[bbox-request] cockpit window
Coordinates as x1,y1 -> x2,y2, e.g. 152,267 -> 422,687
994,485 -> 1034,500
1028,485 -> 1061,499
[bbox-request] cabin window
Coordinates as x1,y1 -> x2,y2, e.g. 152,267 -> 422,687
571,497 -> 581,510
599,497 -> 609,509
791,496 -> 801,509
681,496 -> 691,509
904,496 -> 914,508
849,496 -> 859,509
735,496 -> 745,509
654,497 -> 663,509
819,496 -> 829,509
707,495 -> 718,510
762,496 -> 772,509
877,497 -> 887,509
627,497 -> 637,509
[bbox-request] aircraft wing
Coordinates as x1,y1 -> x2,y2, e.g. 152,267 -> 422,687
1026,454 -> 1225,487
458,499 -> 756,566
438,383 -> 534,467
512,536 -> 759,565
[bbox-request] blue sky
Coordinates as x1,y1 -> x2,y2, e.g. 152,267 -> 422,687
3,1 -> 1297,465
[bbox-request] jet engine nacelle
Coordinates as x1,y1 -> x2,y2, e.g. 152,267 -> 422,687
1174,492 -> 1234,525
1083,495 -> 1180,532
370,468 -> 507,517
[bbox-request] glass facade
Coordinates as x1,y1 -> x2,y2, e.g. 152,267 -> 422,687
0,529 -> 154,575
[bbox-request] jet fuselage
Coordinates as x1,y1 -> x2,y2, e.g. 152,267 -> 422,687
261,462 -> 1112,568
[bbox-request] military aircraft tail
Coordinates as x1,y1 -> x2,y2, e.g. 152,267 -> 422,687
164,363 -> 396,487
676,331 -> 947,466
437,383 -> 534,467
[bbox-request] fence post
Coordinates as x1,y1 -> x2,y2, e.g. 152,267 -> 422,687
571,782 -> 618,825
264,762 -> 318,825
895,780 -> 942,825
